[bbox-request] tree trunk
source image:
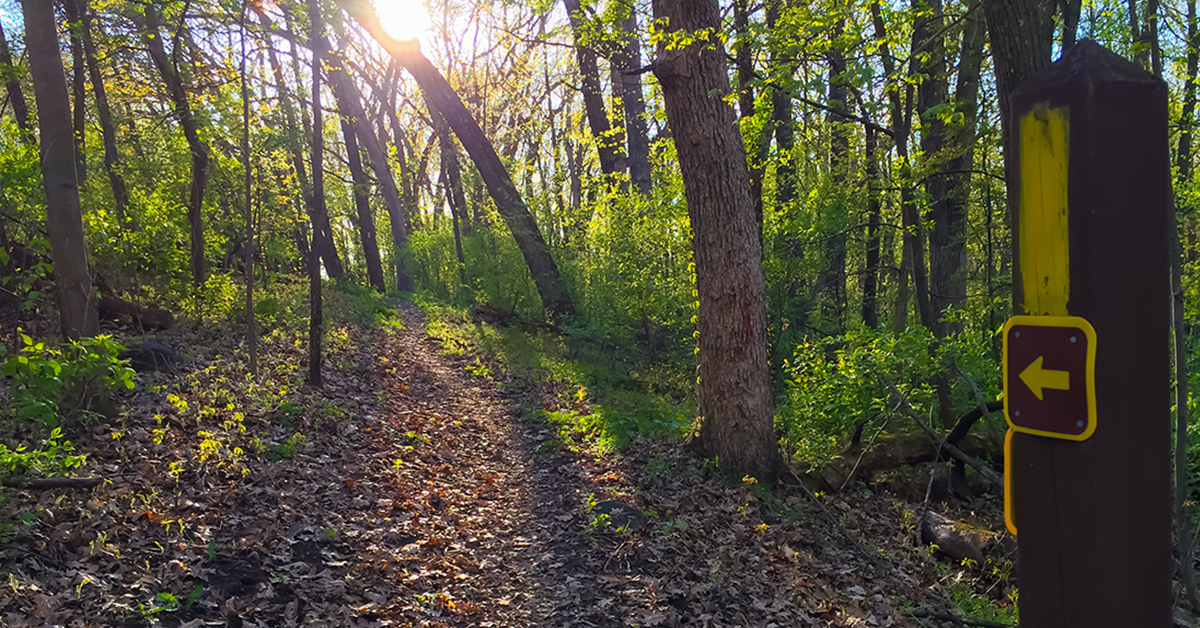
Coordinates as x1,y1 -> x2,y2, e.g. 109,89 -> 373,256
930,4 -> 984,340
307,0 -> 326,389
429,103 -> 468,272
240,4 -> 257,376
321,47 -> 411,292
562,0 -> 626,180
340,2 -> 575,320
915,0 -> 955,337
1181,0 -> 1199,183
339,111 -> 386,292
24,0 -> 96,339
651,0 -> 783,482
820,20 -> 850,332
65,0 -> 86,183
0,20 -> 33,144
733,0 -> 766,224
862,126 -> 881,329
79,4 -> 129,223
143,3 -> 210,287
767,1 -> 796,209
613,11 -> 651,197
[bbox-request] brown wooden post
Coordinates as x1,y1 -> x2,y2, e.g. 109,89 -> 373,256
1005,41 -> 1171,626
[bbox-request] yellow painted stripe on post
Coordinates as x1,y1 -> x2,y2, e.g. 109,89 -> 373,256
1019,105 -> 1071,317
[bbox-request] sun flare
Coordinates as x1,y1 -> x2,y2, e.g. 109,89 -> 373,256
374,0 -> 432,46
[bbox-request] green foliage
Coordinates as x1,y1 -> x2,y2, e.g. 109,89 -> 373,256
1,332 -> 135,428
778,322 -> 1001,466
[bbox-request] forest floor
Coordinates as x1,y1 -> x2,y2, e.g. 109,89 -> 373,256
0,299 -> 1015,627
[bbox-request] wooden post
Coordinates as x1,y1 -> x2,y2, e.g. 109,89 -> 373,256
1007,40 -> 1171,626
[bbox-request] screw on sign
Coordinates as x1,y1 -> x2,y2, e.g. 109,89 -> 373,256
1002,315 -> 1096,441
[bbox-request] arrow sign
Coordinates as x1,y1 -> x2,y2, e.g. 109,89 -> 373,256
1019,356 -> 1070,400
1003,315 -> 1097,440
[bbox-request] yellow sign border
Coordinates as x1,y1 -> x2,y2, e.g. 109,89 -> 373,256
1004,428 -> 1017,536
1002,315 -> 1097,441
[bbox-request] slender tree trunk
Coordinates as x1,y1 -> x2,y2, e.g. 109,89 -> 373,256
614,11 -> 652,197
872,0 -> 933,331
143,4 -> 210,286
24,0 -> 96,339
767,1 -> 796,209
321,46 -> 411,291
916,0 -> 956,337
562,0 -> 626,180
429,104 -> 468,274
307,0 -> 326,389
1146,0 -> 1162,76
733,0 -> 766,223
651,0 -> 783,482
240,2 -> 257,376
79,5 -> 129,223
0,20 -> 33,144
341,2 -> 576,319
339,116 -> 386,292
65,0 -> 86,182
1181,1 -> 1199,184
862,126 -> 882,329
820,19 -> 850,332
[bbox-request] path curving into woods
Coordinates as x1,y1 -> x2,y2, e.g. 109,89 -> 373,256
1,301 -> 937,627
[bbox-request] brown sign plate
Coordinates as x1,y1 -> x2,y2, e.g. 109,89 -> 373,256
1002,316 -> 1097,440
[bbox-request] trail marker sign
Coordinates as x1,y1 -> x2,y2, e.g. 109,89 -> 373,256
1002,315 -> 1096,441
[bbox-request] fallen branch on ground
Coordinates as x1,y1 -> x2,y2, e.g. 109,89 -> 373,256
2,477 -> 105,489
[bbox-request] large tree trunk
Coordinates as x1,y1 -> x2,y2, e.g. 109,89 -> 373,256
78,4 -> 130,223
340,2 -> 576,320
307,0 -> 326,389
651,0 -> 783,482
65,0 -> 86,182
143,4 -> 211,286
24,0 -> 97,339
0,20 -> 33,144
321,47 -> 412,292
562,0 -> 626,180
339,113 -> 386,292
613,10 -> 652,197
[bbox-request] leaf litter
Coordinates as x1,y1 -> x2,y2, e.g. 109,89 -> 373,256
0,300 -> 1007,627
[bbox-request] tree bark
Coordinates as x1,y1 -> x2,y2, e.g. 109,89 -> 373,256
339,1 -> 575,320
78,4 -> 130,223
24,0 -> 97,339
613,10 -> 651,197
562,0 -> 626,180
428,102 -> 467,272
930,4 -> 984,339
767,1 -> 796,209
143,3 -> 211,286
915,0 -> 955,337
651,0 -> 783,482
862,126 -> 882,329
307,0 -> 326,389
820,19 -> 850,332
240,1 -> 257,376
0,20 -> 33,144
65,0 -> 86,183
339,114 -> 386,292
733,0 -> 766,225
1181,0 -> 1199,183
321,46 -> 412,292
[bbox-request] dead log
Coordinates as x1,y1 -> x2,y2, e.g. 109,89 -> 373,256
2,476 -> 104,489
921,510 -> 1010,564
821,431 -> 1004,490
97,295 -> 174,330
883,379 -> 1004,486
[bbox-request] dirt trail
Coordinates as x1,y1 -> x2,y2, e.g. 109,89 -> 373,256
1,301 -> 937,627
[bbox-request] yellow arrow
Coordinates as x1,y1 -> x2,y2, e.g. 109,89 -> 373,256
1019,356 -> 1070,401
